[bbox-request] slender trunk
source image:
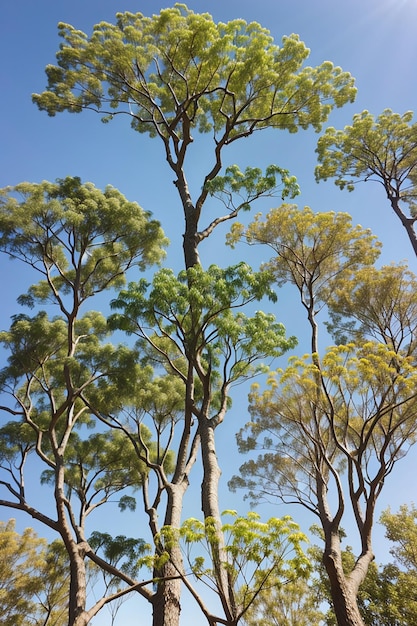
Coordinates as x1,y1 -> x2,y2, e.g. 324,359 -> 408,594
152,484 -> 187,626
173,170 -> 201,269
323,532 -> 365,626
389,194 -> 417,257
183,201 -> 200,269
54,457 -> 89,626
152,554 -> 182,626
199,417 -> 235,623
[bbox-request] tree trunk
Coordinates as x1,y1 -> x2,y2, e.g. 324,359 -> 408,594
388,194 -> 417,258
151,484 -> 187,626
67,541 -> 89,626
152,556 -> 182,626
199,417 -> 235,623
183,203 -> 200,269
323,533 -> 365,626
55,463 -> 89,626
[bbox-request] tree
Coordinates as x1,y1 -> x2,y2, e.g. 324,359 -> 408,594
315,109 -> 417,256
0,178 -> 296,626
0,519 -> 68,626
105,263 -> 297,626
227,204 -> 381,354
33,3 -> 356,268
0,177 -> 167,626
177,511 -> 312,626
229,206 -> 417,626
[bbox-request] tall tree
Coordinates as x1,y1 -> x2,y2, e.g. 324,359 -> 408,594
315,109 -> 417,256
229,206 -> 417,626
33,3 -> 356,268
107,262 -> 296,626
0,177 -> 167,626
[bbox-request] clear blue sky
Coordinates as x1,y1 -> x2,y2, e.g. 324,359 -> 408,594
1,1 -> 417,624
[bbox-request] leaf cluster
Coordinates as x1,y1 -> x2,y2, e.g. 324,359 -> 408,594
110,263 -> 296,391
33,4 -> 356,140
315,109 -> 417,207
0,177 -> 167,310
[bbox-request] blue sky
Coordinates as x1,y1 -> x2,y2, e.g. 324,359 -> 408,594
1,1 -> 417,624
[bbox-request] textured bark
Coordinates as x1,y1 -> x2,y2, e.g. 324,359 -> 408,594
323,533 -> 366,626
68,546 -> 88,626
151,484 -> 188,626
55,470 -> 89,626
152,557 -> 182,626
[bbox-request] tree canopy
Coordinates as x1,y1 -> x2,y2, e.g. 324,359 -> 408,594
315,109 -> 417,256
33,3 -> 356,267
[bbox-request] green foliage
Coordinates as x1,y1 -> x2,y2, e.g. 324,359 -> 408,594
0,520 -> 69,626
39,429 -> 147,503
315,109 -> 417,196
241,575 -> 324,626
227,204 -> 380,296
326,263 -> 417,356
32,4 -> 356,267
0,177 -> 167,302
205,164 -> 300,213
89,531 -> 151,581
179,511 -> 311,620
380,504 -> 417,572
110,263 -> 296,389
315,109 -> 417,256
236,341 -> 417,482
0,176 -> 172,623
33,5 -> 356,137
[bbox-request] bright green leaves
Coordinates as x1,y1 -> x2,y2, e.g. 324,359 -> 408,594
33,5 -> 356,140
227,205 -> 380,353
0,177 -> 167,310
204,164 -> 300,214
0,310 -> 133,418
229,205 -> 380,281
32,5 -> 356,269
146,511 -> 311,622
178,511 -> 311,619
315,109 -> 417,255
40,429 -> 147,504
316,109 -> 417,193
110,263 -> 296,388
235,339 -> 417,508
